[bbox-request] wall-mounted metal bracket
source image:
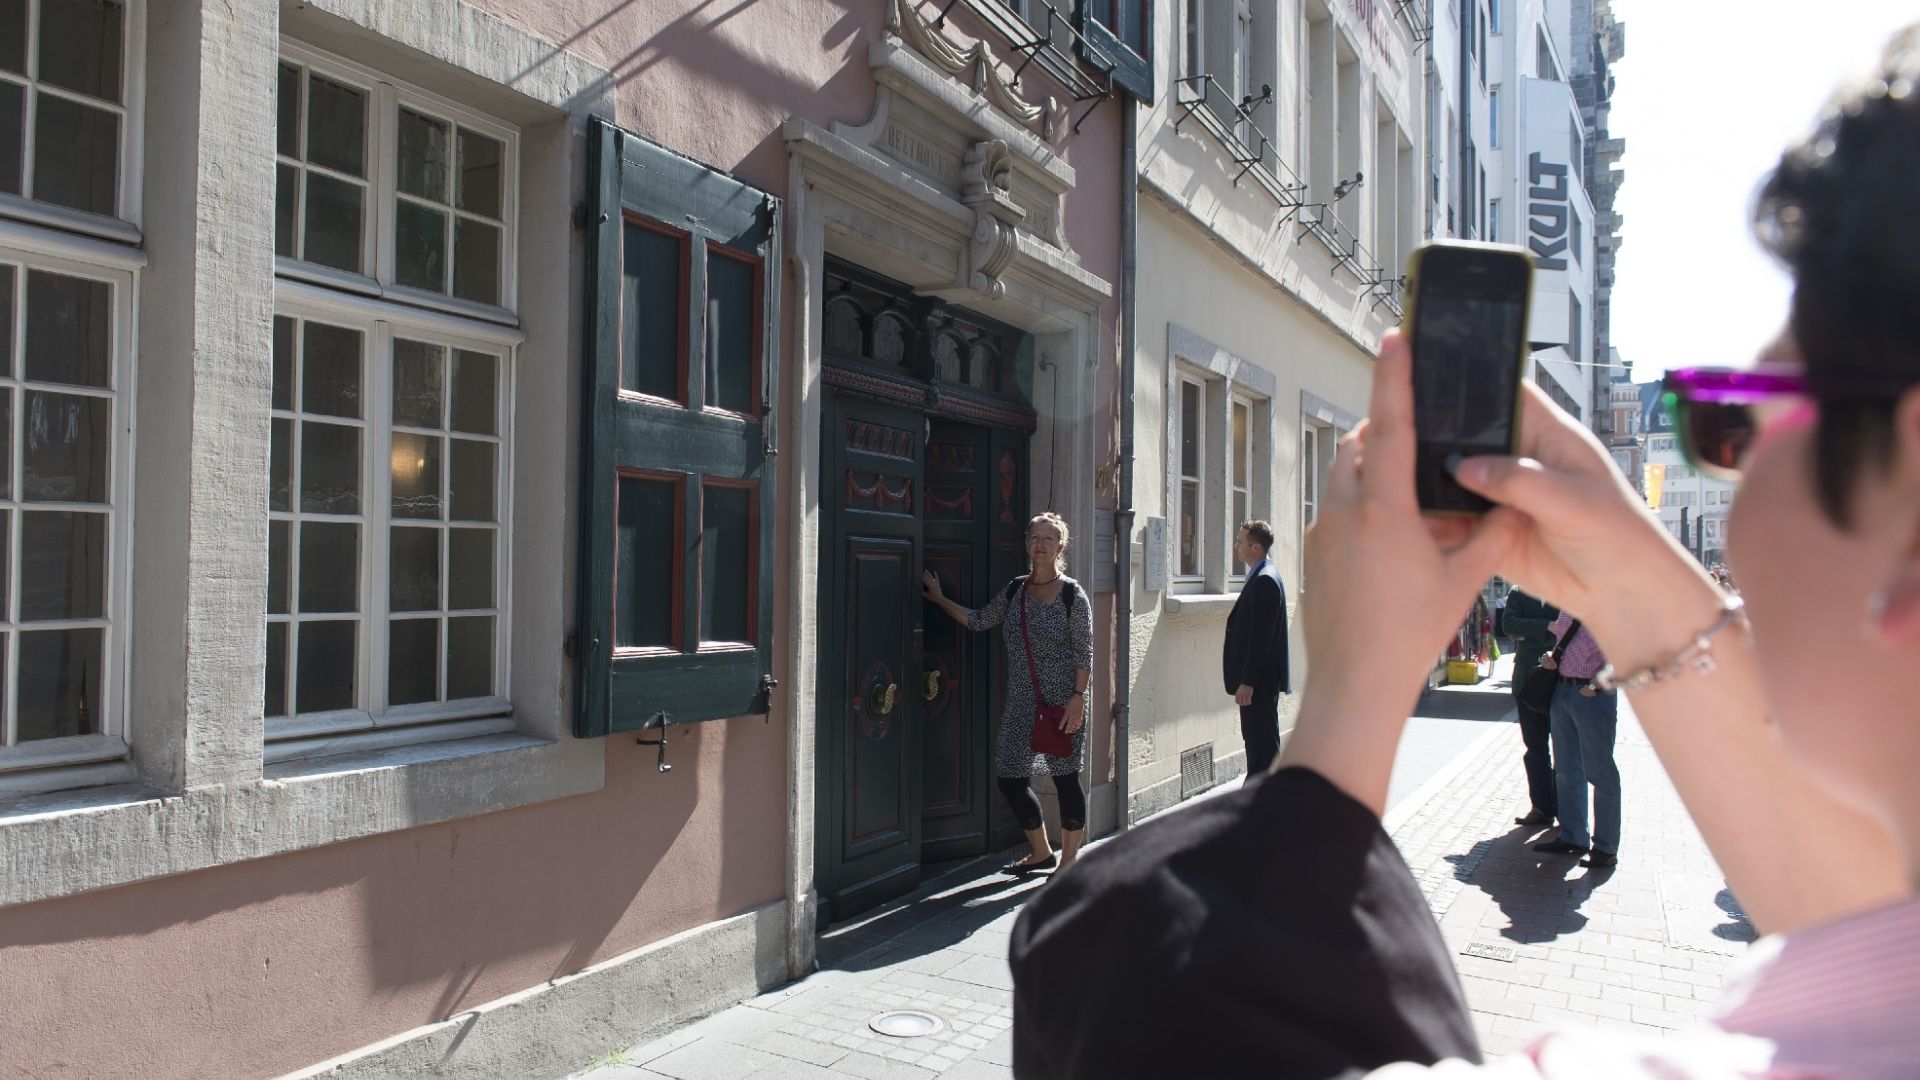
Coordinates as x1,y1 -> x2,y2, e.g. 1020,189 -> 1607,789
636,711 -> 672,772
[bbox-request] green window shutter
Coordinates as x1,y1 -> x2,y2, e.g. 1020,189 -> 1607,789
1081,0 -> 1153,101
576,118 -> 780,737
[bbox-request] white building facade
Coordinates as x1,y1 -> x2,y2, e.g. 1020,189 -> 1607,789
1432,0 -> 1603,425
1125,0 -> 1425,815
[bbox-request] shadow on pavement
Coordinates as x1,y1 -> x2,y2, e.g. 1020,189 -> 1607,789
1416,683 -> 1524,723
815,854 -> 1043,972
1446,824 -> 1616,945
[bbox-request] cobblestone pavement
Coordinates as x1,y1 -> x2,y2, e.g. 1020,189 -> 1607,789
569,688 -> 1751,1079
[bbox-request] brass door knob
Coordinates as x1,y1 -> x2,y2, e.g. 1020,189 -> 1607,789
877,683 -> 898,716
924,671 -> 942,701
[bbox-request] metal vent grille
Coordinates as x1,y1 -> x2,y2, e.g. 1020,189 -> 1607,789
1179,744 -> 1216,798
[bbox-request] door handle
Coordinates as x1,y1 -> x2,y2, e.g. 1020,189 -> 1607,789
877,683 -> 898,716
924,671 -> 941,701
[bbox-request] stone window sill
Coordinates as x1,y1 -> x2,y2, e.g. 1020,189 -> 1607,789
0,731 -> 604,907
1162,592 -> 1239,616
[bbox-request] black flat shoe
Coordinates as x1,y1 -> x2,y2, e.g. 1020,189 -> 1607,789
1002,854 -> 1056,875
1514,809 -> 1553,826
1532,839 -> 1589,856
1581,850 -> 1618,868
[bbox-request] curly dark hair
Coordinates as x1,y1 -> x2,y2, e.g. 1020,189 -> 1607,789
1752,24 -> 1920,527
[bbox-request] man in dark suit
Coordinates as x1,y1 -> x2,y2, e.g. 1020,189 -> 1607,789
1224,520 -> 1291,776
1503,589 -> 1560,827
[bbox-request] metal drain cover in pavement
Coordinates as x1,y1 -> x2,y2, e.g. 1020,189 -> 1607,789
869,1011 -> 945,1038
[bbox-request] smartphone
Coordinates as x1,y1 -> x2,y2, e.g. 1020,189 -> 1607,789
1400,240 -> 1535,515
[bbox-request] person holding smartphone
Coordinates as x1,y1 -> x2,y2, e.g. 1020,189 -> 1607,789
1010,26 -> 1918,1077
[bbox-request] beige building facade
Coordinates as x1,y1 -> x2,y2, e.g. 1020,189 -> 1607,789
1125,0 -> 1424,814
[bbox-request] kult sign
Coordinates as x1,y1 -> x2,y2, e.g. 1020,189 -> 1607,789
1526,152 -> 1569,271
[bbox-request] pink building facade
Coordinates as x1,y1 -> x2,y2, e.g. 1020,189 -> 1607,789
0,2 -> 1135,1076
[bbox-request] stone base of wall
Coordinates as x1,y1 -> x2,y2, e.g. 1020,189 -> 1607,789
1126,746 -> 1248,825
287,901 -> 790,1080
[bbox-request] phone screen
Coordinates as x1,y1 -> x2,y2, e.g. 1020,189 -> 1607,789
1409,247 -> 1531,513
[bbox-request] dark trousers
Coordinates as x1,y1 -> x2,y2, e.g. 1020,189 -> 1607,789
1515,694 -> 1556,818
1240,695 -> 1282,776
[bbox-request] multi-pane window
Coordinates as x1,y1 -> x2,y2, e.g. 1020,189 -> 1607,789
0,0 -> 136,221
1177,377 -> 1203,578
392,105 -> 507,306
275,61 -> 370,274
0,250 -> 128,753
1489,86 -> 1501,148
265,311 -> 509,729
1230,397 -> 1251,575
276,44 -> 516,314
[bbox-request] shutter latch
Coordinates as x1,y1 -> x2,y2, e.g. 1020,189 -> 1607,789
636,712 -> 672,773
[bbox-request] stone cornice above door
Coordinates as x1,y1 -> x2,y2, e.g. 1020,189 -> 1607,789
822,5 -> 1084,303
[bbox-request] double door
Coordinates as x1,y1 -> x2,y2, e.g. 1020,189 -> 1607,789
816,394 -> 1028,923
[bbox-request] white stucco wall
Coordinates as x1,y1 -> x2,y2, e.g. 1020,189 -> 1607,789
1126,199 -> 1374,813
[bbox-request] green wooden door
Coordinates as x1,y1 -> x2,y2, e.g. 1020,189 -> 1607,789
818,396 -> 928,919
919,418 -> 999,862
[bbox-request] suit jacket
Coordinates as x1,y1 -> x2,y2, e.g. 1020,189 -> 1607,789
1223,556 -> 1291,697
1503,590 -> 1561,677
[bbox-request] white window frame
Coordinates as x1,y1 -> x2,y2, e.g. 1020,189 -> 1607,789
266,284 -> 519,762
1175,373 -> 1207,582
1489,84 -> 1501,148
0,0 -> 148,243
0,233 -> 139,787
276,41 -> 522,329
1184,0 -> 1205,80
1232,0 -> 1254,147
1230,394 -> 1254,579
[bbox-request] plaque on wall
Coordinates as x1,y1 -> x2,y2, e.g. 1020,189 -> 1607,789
1091,508 -> 1116,593
1143,516 -> 1168,593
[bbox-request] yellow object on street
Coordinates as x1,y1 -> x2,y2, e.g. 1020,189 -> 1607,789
1447,660 -> 1483,684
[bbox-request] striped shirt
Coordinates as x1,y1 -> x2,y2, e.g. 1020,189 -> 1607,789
1369,894 -> 1920,1079
1545,612 -> 1607,681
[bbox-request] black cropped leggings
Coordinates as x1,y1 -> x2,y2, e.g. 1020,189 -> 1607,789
998,773 -> 1086,833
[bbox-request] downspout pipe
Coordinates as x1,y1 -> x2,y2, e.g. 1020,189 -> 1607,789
1114,95 -> 1137,832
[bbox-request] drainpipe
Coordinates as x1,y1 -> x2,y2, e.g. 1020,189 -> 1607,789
1114,95 -> 1137,832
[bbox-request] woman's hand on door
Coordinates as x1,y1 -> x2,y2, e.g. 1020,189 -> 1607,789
921,570 -> 944,603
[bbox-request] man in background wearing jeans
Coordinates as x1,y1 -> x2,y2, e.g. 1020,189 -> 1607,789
1504,590 -> 1560,829
1531,611 -> 1620,869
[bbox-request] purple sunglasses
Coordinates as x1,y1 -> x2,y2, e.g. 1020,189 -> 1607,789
1662,365 -> 1918,481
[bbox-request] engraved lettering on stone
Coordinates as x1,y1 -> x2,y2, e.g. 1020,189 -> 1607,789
882,124 -> 959,184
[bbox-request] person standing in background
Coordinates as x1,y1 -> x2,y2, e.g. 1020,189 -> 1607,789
1224,521 -> 1292,777
1533,612 -> 1621,868
1504,590 -> 1560,828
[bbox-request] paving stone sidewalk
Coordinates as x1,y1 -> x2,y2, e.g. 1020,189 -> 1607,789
569,697 -> 1752,1079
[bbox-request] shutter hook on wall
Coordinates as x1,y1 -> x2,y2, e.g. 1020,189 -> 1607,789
637,712 -> 672,772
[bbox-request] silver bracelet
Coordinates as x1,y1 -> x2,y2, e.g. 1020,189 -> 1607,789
1592,598 -> 1749,694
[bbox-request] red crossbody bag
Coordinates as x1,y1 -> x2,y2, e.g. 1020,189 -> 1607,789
1018,581 -> 1074,758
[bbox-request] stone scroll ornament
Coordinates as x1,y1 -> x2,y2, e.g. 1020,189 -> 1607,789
960,140 -> 1026,301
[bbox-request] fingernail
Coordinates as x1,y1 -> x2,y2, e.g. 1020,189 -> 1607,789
1453,459 -> 1488,486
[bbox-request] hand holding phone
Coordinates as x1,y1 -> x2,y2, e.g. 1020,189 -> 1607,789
1400,241 -> 1535,514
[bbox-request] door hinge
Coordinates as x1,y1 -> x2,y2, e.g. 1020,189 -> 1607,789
564,632 -> 579,659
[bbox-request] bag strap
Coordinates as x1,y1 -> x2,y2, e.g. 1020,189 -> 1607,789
1016,577 -> 1046,703
1547,619 -> 1583,663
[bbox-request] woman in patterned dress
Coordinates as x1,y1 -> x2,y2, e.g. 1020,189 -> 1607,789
923,512 -> 1095,874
